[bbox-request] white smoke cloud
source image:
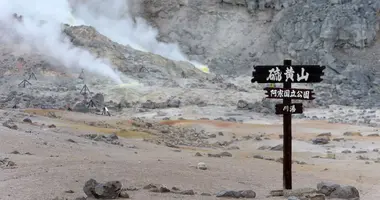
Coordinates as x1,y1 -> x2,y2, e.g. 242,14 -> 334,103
71,0 -> 208,71
0,0 -> 123,84
0,0 -> 208,85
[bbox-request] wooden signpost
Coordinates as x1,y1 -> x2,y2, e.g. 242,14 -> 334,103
251,60 -> 325,189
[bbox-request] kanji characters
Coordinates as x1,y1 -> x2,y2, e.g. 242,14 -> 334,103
266,67 -> 282,81
296,67 -> 309,81
284,67 -> 295,82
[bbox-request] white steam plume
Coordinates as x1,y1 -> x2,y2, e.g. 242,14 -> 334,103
71,0 -> 209,72
0,0 -> 123,84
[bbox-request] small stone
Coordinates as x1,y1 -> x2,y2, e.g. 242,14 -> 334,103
253,155 -> 264,159
341,150 -> 352,154
197,162 -> 207,170
218,132 -> 224,136
317,132 -> 332,137
65,190 -> 74,193
10,150 -> 20,154
356,150 -> 368,154
208,153 -> 221,158
343,132 -> 362,136
143,184 -> 157,190
219,152 -> 232,157
66,139 -> 76,143
270,144 -> 283,151
270,189 -> 284,196
208,134 -> 217,138
367,133 -> 379,137
48,124 -> 56,128
180,190 -> 195,195
312,137 -> 330,145
119,189 -> 129,198
195,152 -> 202,156
201,193 -> 211,196
23,118 -> 32,123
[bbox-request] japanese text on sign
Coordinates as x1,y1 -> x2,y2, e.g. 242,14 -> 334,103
266,66 -> 309,82
269,89 -> 310,99
283,105 -> 297,113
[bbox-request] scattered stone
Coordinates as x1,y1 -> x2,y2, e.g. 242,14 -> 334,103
83,179 -> 122,199
0,158 -> 16,169
10,150 -> 20,154
23,118 -> 32,123
258,145 -> 271,150
317,182 -> 359,199
171,187 -> 180,191
208,134 -> 217,138
150,186 -> 170,193
195,152 -> 202,157
65,190 -> 75,193
3,120 -> 18,130
373,148 -> 379,152
270,189 -> 283,196
197,162 -> 207,170
143,184 -> 157,190
317,132 -> 332,137
283,188 -> 317,198
367,133 -> 379,137
218,132 -> 224,136
253,155 -> 264,159
48,124 -> 56,128
355,150 -> 368,154
343,132 -> 362,136
82,133 -> 122,146
216,190 -> 256,198
208,153 -> 221,158
66,139 -> 77,143
24,152 -> 33,155
357,155 -> 369,160
341,150 -> 352,154
119,189 -> 129,198
333,138 -> 345,142
312,137 -> 330,145
227,146 -> 240,150
270,144 -> 283,151
201,193 -> 212,196
179,190 -> 195,195
219,152 -> 232,157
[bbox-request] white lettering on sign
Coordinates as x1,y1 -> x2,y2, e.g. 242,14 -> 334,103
289,105 -> 296,113
284,90 -> 290,98
290,90 -> 296,98
303,91 -> 310,99
266,67 -> 282,81
284,67 -> 295,82
283,105 -> 297,113
277,89 -> 284,98
270,89 -> 277,97
297,91 -> 303,98
296,67 -> 309,81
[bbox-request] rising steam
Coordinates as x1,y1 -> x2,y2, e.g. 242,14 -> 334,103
0,0 -> 208,85
0,0 -> 123,84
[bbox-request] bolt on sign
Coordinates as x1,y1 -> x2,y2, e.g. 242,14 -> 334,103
251,60 -> 325,190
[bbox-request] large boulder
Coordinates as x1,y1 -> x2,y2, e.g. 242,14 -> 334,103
83,179 -> 123,199
317,182 -> 359,199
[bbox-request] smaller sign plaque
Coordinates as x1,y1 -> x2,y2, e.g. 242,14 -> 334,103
275,103 -> 303,115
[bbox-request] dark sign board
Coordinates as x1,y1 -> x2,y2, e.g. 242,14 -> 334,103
251,65 -> 325,83
264,87 -> 315,100
275,103 -> 303,115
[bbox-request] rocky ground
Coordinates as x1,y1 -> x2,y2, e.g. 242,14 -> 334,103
0,106 -> 379,200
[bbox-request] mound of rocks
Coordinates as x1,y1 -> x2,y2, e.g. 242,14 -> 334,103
81,133 -> 122,146
83,179 -> 129,199
0,158 -> 16,169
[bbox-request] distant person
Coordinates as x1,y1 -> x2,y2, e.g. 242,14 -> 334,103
102,106 -> 110,116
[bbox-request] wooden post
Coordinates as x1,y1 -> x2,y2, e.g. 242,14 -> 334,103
283,59 -> 292,190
